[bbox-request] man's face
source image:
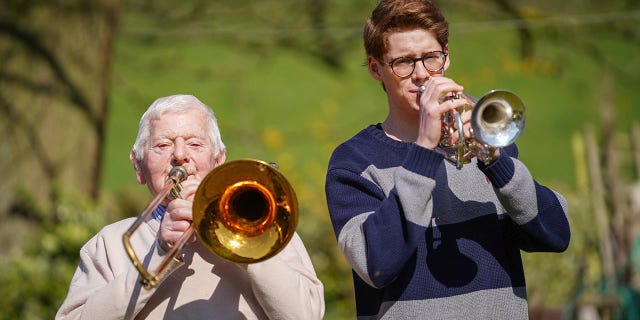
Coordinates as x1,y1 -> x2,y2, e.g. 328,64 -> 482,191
133,108 -> 222,199
368,29 -> 450,116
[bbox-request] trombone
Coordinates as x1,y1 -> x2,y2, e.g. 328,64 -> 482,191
122,159 -> 298,289
420,86 -> 526,169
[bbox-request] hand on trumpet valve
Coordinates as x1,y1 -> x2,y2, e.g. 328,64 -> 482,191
440,91 -> 461,103
415,79 -> 466,150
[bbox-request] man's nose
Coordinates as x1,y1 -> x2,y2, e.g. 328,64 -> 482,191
172,140 -> 189,164
413,61 -> 430,80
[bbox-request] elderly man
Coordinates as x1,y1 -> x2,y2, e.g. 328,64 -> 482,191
57,94 -> 324,319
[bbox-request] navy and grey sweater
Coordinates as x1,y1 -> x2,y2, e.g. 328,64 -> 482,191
324,124 -> 570,319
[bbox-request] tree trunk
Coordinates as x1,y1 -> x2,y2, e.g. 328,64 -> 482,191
0,0 -> 122,217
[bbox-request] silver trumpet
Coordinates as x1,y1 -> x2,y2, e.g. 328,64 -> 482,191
419,86 -> 526,169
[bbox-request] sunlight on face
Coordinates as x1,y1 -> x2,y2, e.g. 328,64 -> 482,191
140,108 -> 217,197
378,29 -> 449,114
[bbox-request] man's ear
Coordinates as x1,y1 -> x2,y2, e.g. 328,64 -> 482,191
368,56 -> 383,80
214,149 -> 227,167
130,150 -> 146,184
442,45 -> 451,73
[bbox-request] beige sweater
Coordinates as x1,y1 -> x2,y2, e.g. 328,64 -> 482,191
56,217 -> 324,319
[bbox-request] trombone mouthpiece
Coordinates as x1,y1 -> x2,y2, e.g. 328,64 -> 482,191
168,166 -> 188,183
419,85 -> 426,94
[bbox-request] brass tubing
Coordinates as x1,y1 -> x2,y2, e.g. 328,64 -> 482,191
122,166 -> 187,289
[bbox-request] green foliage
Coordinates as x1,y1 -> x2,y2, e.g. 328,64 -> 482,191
2,1 -> 639,318
0,195 -> 111,320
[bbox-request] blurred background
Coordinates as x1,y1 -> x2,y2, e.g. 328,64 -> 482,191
1,0 -> 639,319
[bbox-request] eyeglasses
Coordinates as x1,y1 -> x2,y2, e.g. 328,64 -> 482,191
383,51 -> 448,78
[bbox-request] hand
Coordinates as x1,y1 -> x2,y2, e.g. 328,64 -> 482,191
158,177 -> 201,252
415,77 -> 467,149
469,141 -> 501,165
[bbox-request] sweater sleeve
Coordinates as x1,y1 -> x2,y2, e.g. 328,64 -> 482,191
479,148 -> 571,252
325,143 -> 444,288
55,221 -> 183,320
245,232 -> 325,320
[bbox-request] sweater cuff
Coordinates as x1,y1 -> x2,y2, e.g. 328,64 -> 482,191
478,150 -> 515,188
403,143 -> 444,178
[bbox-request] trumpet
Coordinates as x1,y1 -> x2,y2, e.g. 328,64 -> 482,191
122,159 -> 298,289
420,86 -> 526,169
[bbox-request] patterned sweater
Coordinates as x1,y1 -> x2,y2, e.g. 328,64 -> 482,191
325,124 -> 570,319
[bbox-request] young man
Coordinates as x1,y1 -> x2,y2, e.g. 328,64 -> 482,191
57,94 -> 324,319
324,1 -> 570,319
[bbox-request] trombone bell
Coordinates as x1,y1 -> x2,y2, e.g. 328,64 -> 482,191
193,159 -> 298,264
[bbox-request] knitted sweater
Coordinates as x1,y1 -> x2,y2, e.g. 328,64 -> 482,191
324,124 -> 570,319
56,216 -> 324,319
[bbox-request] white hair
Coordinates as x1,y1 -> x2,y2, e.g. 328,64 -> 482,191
131,94 -> 225,162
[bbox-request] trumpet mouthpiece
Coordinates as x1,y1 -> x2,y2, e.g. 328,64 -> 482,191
419,85 -> 426,94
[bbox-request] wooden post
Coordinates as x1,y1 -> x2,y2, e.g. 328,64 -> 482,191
599,74 -> 628,271
629,122 -> 640,286
572,132 -> 589,195
632,122 -> 640,179
585,125 -> 615,280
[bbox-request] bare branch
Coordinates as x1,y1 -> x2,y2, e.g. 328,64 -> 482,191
0,20 -> 98,130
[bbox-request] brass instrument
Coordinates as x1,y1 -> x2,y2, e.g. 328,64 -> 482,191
420,86 -> 526,169
122,159 -> 298,289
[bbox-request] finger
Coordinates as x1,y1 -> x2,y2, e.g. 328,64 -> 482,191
179,183 -> 200,201
450,122 -> 473,141
166,200 -> 193,221
420,78 -> 461,100
176,176 -> 202,200
168,221 -> 191,233
438,101 -> 467,129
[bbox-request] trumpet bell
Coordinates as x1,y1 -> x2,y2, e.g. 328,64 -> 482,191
192,159 -> 298,264
471,90 -> 526,148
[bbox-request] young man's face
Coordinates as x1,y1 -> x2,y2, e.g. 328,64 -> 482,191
368,29 -> 450,116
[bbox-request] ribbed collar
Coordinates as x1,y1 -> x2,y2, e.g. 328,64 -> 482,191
151,205 -> 167,223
